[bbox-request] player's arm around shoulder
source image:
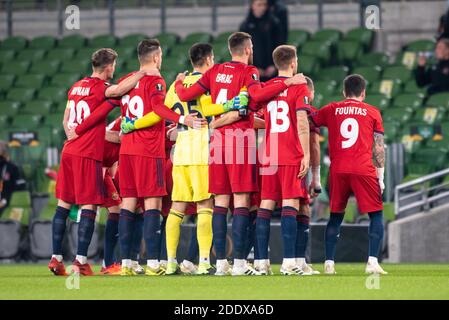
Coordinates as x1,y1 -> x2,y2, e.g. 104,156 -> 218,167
105,70 -> 150,98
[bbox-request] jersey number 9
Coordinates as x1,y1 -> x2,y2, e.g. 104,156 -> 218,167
340,118 -> 359,149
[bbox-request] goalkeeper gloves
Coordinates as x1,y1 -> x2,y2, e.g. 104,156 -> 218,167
121,116 -> 136,134
376,167 -> 385,194
223,91 -> 249,113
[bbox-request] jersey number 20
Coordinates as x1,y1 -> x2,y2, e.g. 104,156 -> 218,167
68,100 -> 90,125
340,118 -> 359,149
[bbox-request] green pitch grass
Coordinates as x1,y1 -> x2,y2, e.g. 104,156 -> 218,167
0,264 -> 448,300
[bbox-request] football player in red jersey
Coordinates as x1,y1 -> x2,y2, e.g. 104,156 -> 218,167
49,49 -> 150,276
255,45 -> 311,275
174,32 -> 307,276
117,39 -> 205,276
310,74 -> 387,275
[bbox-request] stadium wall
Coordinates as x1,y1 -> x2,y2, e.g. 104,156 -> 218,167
388,203 -> 449,263
0,1 -> 445,54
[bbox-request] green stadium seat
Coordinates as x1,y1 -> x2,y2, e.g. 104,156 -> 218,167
352,66 -> 382,83
30,60 -> 61,76
60,60 -> 90,73
316,66 -> 349,82
119,33 -> 149,47
369,79 -> 402,98
336,40 -> 362,66
0,74 -> 16,91
383,66 -> 412,83
0,49 -> 16,62
115,46 -> 135,61
162,56 -> 189,73
74,47 -> 95,62
213,44 -> 231,63
155,32 -> 180,49
35,127 -> 53,148
393,93 -> 424,110
161,70 -> 177,86
50,73 -> 82,88
383,107 -> 413,123
0,114 -> 10,127
403,79 -> 428,95
22,100 -> 53,115
345,27 -> 374,50
1,191 -> 32,226
404,39 -> 435,52
11,114 -> 43,129
426,138 -> 449,152
394,51 -> 419,70
299,55 -> 319,76
364,94 -> 390,111
357,52 -> 390,68
321,94 -> 343,106
46,48 -> 75,60
88,34 -> 117,48
6,88 -> 36,103
1,60 -> 31,76
383,121 -> 399,143
311,28 -> 342,45
37,87 -> 68,103
0,36 -> 28,50
183,32 -> 212,45
16,48 -> 47,62
288,29 -> 310,48
426,92 -> 449,108
301,41 -> 331,65
14,74 -> 47,90
0,101 -> 21,117
58,34 -> 86,49
413,107 -> 446,124
413,148 -> 447,170
313,80 -> 337,96
214,31 -> 233,44
28,35 -> 57,50
44,114 -> 63,127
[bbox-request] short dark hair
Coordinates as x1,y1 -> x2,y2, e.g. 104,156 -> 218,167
343,74 -> 366,97
91,48 -> 117,71
137,39 -> 161,64
228,32 -> 252,55
272,45 -> 297,70
305,76 -> 314,92
189,43 -> 213,68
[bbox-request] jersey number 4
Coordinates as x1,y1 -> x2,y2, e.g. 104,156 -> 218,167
340,118 -> 359,149
267,100 -> 290,133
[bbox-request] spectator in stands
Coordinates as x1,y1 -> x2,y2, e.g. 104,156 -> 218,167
0,141 -> 26,217
240,0 -> 283,81
416,38 -> 449,95
268,0 -> 288,44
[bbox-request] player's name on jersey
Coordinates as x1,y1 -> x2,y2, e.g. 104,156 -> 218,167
215,73 -> 233,84
71,86 -> 91,96
335,106 -> 368,116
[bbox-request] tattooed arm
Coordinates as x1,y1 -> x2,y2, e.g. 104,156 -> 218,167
373,132 -> 385,193
297,110 -> 310,178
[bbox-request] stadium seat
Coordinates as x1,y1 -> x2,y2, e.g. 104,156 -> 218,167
352,66 -> 382,83
0,74 -> 16,91
426,92 -> 449,108
356,52 -> 390,68
1,60 -> 31,76
213,44 -> 231,63
11,114 -> 43,129
46,48 -> 76,60
0,101 -> 21,117
119,33 -> 149,47
155,32 -> 180,48
344,27 -> 374,50
28,35 -> 57,50
161,70 -> 177,86
6,88 -> 36,103
1,191 -> 32,226
369,79 -> 402,98
0,113 -> 10,127
413,148 -> 447,170
34,127 -> 53,148
58,34 -> 87,49
299,55 -> 320,76
50,73 -> 82,88
288,29 -> 310,48
214,31 -> 233,44
88,34 -> 117,48
0,36 -> 28,50
394,51 -> 418,69
0,220 -> 21,259
183,32 -> 212,45
115,46 -> 135,61
74,47 -> 95,62
364,94 -> 390,110
413,107 -> 446,124
37,87 -> 67,103
30,60 -> 61,76
403,79 -> 427,95
316,66 -> 349,83
22,100 -> 53,115
301,41 -> 331,65
383,107 -> 413,123
404,39 -> 435,52
336,41 -> 362,66
313,80 -> 337,96
14,74 -> 47,90
60,60 -> 90,74
383,66 -> 412,83
311,28 -> 342,45
44,114 -> 63,127
0,49 -> 16,62
383,121 -> 400,143
393,93 -> 424,110
16,48 -> 47,62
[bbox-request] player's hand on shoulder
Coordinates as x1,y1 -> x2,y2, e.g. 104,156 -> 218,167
183,112 -> 207,129
286,73 -> 307,87
176,72 -> 187,82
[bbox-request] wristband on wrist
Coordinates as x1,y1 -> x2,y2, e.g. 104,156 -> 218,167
376,167 -> 385,181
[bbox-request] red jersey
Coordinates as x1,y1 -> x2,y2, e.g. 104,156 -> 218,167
310,98 -> 384,176
103,117 -> 121,168
119,73 -> 167,159
262,78 -> 311,166
62,77 -> 109,161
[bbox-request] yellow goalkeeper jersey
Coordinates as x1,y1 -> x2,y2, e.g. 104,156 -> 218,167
165,72 -> 210,166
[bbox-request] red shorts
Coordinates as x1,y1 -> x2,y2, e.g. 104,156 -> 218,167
102,170 -> 121,209
119,154 -> 167,198
329,172 -> 383,213
55,153 -> 104,205
261,165 -> 308,201
209,162 -> 259,195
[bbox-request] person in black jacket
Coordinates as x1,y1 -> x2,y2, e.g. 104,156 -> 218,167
240,0 -> 283,81
416,38 -> 449,96
268,0 -> 288,45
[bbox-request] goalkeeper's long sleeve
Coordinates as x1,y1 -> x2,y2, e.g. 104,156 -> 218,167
134,112 -> 162,129
200,95 -> 228,117
74,99 -> 120,136
150,93 -> 181,123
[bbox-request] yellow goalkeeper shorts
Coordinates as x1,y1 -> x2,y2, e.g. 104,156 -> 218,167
172,165 -> 211,203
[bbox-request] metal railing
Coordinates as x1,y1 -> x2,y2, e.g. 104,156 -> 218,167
394,167 -> 449,217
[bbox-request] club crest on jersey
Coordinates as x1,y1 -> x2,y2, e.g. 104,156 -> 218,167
156,83 -> 163,91
252,73 -> 258,81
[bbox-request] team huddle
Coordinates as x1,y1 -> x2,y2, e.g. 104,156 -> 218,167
48,31 -> 388,277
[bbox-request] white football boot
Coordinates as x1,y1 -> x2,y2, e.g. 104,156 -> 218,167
324,260 -> 337,275
215,259 -> 232,276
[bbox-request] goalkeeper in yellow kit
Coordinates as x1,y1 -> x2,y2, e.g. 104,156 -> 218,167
121,43 -> 248,275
